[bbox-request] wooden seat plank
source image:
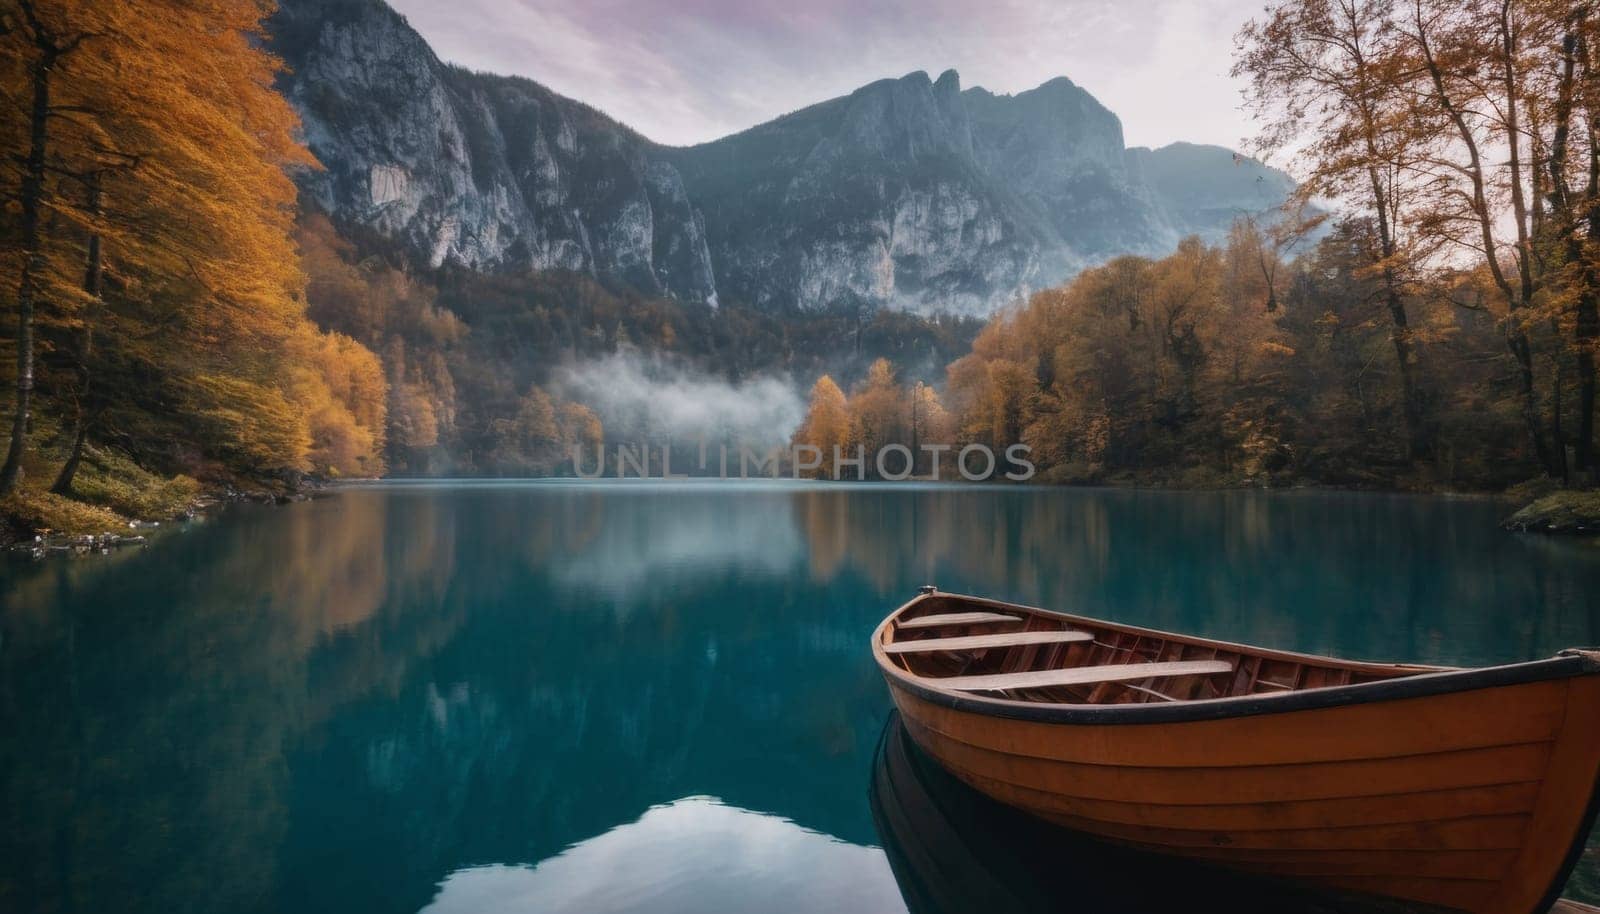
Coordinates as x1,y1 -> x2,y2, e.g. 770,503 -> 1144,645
885,630 -> 1093,655
898,611 -> 1022,630
928,660 -> 1235,693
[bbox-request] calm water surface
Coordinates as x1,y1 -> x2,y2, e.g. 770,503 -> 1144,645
2,481 -> 1599,913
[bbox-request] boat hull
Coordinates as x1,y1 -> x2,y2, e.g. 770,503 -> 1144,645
885,664 -> 1600,914
871,710 -> 1428,914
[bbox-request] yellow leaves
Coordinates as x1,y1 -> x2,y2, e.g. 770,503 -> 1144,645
792,374 -> 852,475
792,376 -> 852,478
184,371 -> 311,470
792,366 -> 953,478
849,358 -> 907,455
909,381 -> 950,442
558,402 -> 603,454
942,221 -> 1304,475
1259,340 -> 1298,358
288,328 -> 387,477
390,382 -> 441,452
0,0 -> 390,482
863,357 -> 895,391
486,386 -> 604,474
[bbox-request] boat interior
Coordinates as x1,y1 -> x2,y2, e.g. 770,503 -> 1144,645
881,594 -> 1440,706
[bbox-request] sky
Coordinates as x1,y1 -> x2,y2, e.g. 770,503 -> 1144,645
385,0 -> 1269,153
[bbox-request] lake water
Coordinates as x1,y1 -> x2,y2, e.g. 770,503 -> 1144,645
2,481 -> 1599,913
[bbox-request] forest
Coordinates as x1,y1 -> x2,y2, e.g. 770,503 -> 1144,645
2,0 -> 1599,541
793,224 -> 1535,489
0,0 -> 387,536
793,0 -> 1600,498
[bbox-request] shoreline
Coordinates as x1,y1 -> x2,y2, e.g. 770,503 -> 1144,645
6,475 -> 1595,558
1,478 -> 334,556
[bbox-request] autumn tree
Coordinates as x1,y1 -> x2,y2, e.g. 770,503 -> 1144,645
946,304 -> 1039,473
482,386 -> 602,475
1236,0 -> 1437,463
1542,2 -> 1600,474
792,375 -> 851,477
292,331 -> 387,477
1386,0 -> 1568,475
0,0 -> 389,503
0,0 -> 93,493
907,379 -> 952,475
848,359 -> 909,473
299,215 -> 462,473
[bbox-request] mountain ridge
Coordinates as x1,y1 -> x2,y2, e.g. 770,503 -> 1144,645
270,0 -> 1296,316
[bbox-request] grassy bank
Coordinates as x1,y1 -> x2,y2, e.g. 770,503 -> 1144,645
1503,489 -> 1600,535
2,420 -> 229,547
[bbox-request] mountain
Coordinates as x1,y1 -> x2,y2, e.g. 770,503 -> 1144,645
269,0 -> 1297,316
658,69 -> 1040,316
269,0 -> 717,304
1127,142 -> 1297,242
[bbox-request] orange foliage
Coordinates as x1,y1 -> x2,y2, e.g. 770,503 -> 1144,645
0,0 -> 388,487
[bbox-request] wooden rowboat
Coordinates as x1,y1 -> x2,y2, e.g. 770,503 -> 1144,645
871,587 -> 1600,914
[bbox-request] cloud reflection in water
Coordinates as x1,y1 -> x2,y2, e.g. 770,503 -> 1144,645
420,796 -> 905,914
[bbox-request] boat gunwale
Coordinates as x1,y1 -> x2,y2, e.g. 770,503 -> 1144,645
873,590 -> 1600,726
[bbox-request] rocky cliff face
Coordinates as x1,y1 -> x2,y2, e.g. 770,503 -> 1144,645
271,0 -> 1296,317
270,0 -> 718,304
658,69 -> 1044,316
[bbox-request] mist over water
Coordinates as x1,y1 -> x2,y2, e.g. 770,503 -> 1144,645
555,353 -> 805,447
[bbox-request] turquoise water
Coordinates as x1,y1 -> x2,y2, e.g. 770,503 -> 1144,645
1,481 -> 1598,913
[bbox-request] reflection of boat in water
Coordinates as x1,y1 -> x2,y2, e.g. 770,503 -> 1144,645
870,711 -> 1426,914
871,589 -> 1600,914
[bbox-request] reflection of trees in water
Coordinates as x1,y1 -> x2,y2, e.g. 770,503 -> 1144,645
793,488 -> 1125,599
795,487 -> 1600,667
0,493 -> 463,914
798,488 -> 852,583
513,489 -> 605,568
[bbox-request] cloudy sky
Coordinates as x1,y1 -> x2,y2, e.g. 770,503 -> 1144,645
386,0 -> 1267,152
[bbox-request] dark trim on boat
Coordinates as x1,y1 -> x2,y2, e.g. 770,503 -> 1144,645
885,647 -> 1600,726
1533,763 -> 1600,914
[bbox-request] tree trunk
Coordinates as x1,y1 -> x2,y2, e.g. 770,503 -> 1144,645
1580,321 -> 1598,476
1382,283 -> 1430,463
1364,162 -> 1432,463
1412,15 -> 1555,476
0,41 -> 60,496
52,174 -> 103,497
50,422 -> 87,496
1580,46 -> 1600,478
1579,202 -> 1599,475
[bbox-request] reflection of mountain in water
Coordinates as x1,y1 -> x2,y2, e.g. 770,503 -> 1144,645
420,797 -> 904,914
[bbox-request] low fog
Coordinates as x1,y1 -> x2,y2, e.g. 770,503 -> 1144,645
554,353 -> 805,448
